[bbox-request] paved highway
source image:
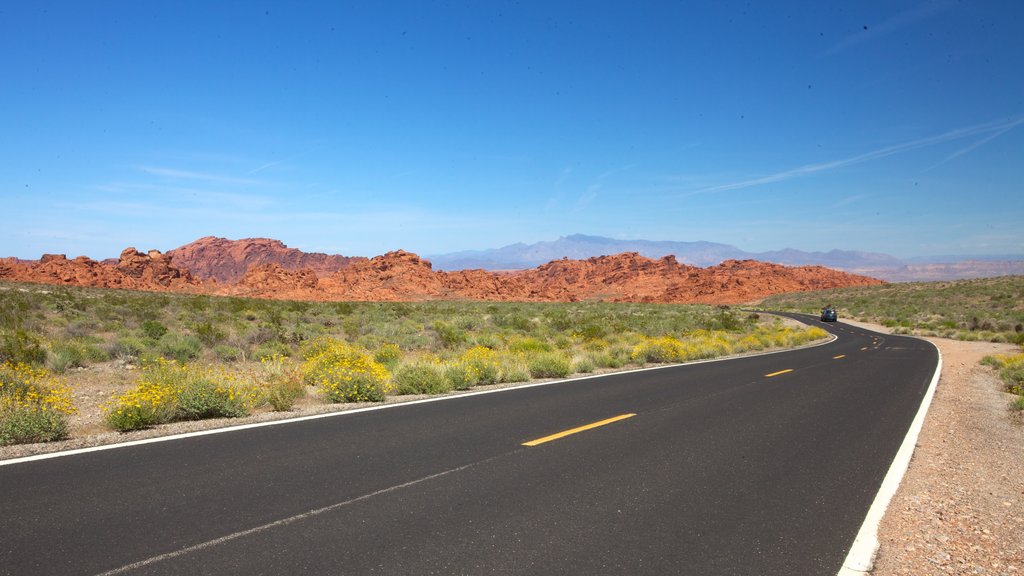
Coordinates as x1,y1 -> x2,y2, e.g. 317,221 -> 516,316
1,315 -> 939,575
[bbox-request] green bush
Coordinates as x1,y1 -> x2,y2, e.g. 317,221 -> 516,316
393,361 -> 450,395
141,320 -> 168,340
175,376 -> 248,420
508,337 -> 552,353
0,329 -> 47,365
214,345 -> 243,362
498,356 -> 531,383
528,352 -> 572,379
572,355 -> 596,374
1,408 -> 69,445
157,332 -> 202,363
460,346 -> 500,385
254,341 -> 292,360
444,361 -> 479,391
110,336 -> 146,361
433,321 -> 466,348
373,343 -> 402,368
1,363 -> 75,445
256,356 -> 306,411
46,341 -> 86,373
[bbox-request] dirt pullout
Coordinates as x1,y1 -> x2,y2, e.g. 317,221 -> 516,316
840,320 -> 1024,575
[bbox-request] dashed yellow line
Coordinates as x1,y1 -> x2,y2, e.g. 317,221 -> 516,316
522,414 -> 636,447
833,354 -> 846,359
765,369 -> 793,378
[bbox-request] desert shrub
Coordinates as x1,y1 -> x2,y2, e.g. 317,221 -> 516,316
444,360 -> 479,391
103,360 -> 250,431
572,355 -> 596,374
0,362 -> 76,445
191,321 -> 226,346
214,345 -> 243,362
459,346 -> 500,385
254,341 -> 292,360
393,360 -> 450,395
473,333 -> 501,350
433,321 -> 466,348
157,332 -> 202,363
110,336 -> 146,361
106,380 -> 178,432
373,343 -> 402,368
302,339 -> 392,403
175,373 -> 248,420
528,352 -> 572,379
46,340 -> 87,373
0,329 -> 47,365
631,336 -> 687,364
497,355 -> 531,383
507,337 -> 552,354
984,352 -> 1024,395
255,355 -> 305,411
140,320 -> 168,340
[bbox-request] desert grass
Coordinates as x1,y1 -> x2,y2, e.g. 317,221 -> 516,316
0,281 -> 831,442
760,275 -> 1024,344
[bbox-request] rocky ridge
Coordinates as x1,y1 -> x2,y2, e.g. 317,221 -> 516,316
1,243 -> 885,304
166,236 -> 366,283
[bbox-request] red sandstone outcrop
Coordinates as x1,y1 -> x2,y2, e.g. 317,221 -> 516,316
167,237 -> 365,283
0,250 -> 202,291
1,242 -> 885,304
229,263 -> 321,300
116,248 -> 199,289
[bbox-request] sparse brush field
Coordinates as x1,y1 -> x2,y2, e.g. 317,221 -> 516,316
761,275 -> 1024,410
0,281 -> 828,445
760,275 -> 1024,344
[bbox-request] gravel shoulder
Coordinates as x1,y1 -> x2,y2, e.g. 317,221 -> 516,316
841,319 -> 1024,575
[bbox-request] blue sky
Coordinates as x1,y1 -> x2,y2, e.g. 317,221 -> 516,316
2,1 -> 1022,261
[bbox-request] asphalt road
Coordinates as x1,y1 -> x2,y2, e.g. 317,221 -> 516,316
1,315 -> 939,576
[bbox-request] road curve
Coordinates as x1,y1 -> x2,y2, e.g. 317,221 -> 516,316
0,315 -> 939,575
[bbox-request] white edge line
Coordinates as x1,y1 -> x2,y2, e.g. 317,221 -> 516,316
837,337 -> 943,575
1,330 -> 837,468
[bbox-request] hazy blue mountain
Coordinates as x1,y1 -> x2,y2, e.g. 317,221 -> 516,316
427,234 -> 903,271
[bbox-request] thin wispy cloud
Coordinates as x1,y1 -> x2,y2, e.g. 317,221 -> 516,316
247,161 -> 281,175
924,117 -> 1024,172
823,0 -> 956,57
138,166 -> 264,186
690,115 -> 1024,195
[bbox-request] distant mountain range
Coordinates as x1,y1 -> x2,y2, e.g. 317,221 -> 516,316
427,234 -> 1024,282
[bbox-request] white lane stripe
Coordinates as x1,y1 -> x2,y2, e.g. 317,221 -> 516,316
1,334 -> 836,467
93,453 -> 508,575
837,338 -> 943,575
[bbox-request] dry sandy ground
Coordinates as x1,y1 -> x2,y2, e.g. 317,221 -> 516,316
2,320 -> 1022,574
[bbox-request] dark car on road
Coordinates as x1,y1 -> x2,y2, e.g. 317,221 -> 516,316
821,306 -> 838,322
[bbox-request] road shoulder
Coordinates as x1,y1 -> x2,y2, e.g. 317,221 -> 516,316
843,320 -> 1023,574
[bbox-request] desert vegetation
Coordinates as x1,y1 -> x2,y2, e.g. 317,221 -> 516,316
760,275 -> 1024,344
0,281 -> 828,443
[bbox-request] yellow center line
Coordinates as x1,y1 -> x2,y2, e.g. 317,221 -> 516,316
833,354 -> 846,359
764,369 -> 793,378
522,413 -> 636,447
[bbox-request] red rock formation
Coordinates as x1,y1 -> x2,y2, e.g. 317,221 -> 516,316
116,248 -> 199,288
230,263 -> 321,300
0,251 -> 202,292
1,243 -> 884,304
167,236 -> 365,283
